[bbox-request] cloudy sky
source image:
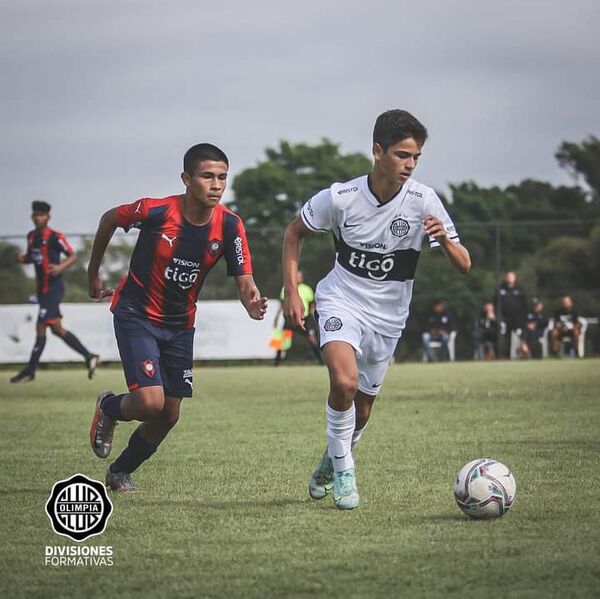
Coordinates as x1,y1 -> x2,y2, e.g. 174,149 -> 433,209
2,0 -> 599,239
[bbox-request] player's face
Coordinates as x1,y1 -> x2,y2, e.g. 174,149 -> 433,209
31,211 -> 50,229
373,137 -> 423,187
181,160 -> 228,208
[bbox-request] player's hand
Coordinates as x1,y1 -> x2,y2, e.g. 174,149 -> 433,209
423,214 -> 447,244
245,287 -> 268,320
88,274 -> 115,301
283,290 -> 305,331
16,252 -> 27,264
48,263 -> 63,277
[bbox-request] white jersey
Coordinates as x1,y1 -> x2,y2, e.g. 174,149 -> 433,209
300,175 -> 460,337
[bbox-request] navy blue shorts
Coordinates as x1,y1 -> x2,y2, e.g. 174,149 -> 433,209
113,311 -> 194,398
38,280 -> 64,323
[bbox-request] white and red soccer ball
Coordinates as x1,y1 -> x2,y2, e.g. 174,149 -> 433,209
454,458 -> 516,519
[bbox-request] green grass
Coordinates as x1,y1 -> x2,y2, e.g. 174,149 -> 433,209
1,360 -> 600,598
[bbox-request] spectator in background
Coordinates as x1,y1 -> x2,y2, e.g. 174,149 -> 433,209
494,270 -> 528,358
273,271 -> 322,365
521,299 -> 548,359
474,300 -> 499,360
551,295 -> 582,357
422,299 -> 452,362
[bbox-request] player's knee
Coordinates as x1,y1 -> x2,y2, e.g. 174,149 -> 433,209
330,372 -> 358,401
134,391 -> 165,419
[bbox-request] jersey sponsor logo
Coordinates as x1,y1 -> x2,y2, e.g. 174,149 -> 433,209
234,236 -> 244,265
343,219 -> 360,228
31,248 -> 42,265
164,258 -> 200,290
208,239 -> 222,256
359,241 -> 387,250
336,235 -> 419,282
305,199 -> 315,218
337,186 -> 359,196
407,189 -> 423,198
324,316 -> 343,331
161,233 -> 177,247
390,218 -> 410,238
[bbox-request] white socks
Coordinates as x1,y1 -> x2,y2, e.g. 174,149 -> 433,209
326,403 -> 355,473
351,421 -> 368,449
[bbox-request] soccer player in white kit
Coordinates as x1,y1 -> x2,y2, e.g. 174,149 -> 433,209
282,110 -> 471,509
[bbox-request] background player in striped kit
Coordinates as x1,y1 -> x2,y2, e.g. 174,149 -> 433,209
88,143 -> 267,492
10,201 -> 99,383
282,110 -> 471,509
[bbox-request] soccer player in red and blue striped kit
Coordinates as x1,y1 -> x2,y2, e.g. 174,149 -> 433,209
10,201 -> 99,383
87,143 -> 268,492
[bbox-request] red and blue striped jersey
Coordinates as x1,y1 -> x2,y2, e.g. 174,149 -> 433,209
110,195 -> 253,329
25,228 -> 74,294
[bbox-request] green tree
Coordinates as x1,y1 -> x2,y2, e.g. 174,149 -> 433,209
0,242 -> 34,303
230,140 -> 371,296
556,135 -> 600,201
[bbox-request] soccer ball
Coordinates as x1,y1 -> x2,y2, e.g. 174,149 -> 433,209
454,458 -> 516,519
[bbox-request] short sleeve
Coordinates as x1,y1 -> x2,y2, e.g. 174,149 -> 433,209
224,215 -> 253,277
426,191 -> 460,248
55,232 -> 74,257
24,233 -> 34,263
115,199 -> 151,232
300,189 -> 334,233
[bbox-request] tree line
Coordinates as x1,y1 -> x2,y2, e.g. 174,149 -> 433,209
2,136 -> 599,359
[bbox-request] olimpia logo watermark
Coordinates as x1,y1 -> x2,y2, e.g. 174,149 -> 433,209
44,473 -> 114,567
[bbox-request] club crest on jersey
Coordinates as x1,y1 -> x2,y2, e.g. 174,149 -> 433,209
390,218 -> 410,238
324,317 -> 343,332
208,239 -> 222,256
141,359 -> 156,378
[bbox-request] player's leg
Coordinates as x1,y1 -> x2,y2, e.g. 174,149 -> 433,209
104,325 -> 194,492
49,318 -> 99,379
90,312 -> 165,460
352,391 -> 376,449
11,318 -> 49,382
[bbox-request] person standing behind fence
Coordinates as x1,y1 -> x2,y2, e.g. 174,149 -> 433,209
494,270 -> 527,358
421,299 -> 453,361
10,201 -> 99,383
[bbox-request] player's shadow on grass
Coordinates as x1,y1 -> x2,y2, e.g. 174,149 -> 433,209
423,513 -> 468,522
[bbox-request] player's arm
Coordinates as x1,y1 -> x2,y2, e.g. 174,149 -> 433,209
48,253 -> 77,277
423,214 -> 471,274
282,217 -> 314,329
87,208 -> 119,300
16,235 -> 33,264
235,274 -> 268,320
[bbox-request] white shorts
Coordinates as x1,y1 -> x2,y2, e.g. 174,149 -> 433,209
316,304 -> 399,395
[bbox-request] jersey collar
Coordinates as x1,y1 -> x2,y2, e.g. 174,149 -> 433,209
362,175 -> 411,208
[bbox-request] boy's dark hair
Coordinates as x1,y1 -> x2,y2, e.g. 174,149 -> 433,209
373,110 -> 428,150
32,200 -> 51,213
183,143 -> 229,175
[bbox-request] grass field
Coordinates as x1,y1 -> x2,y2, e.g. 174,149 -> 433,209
1,359 -> 600,598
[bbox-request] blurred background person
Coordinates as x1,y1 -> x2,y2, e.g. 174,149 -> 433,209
273,271 -> 322,365
551,295 -> 582,357
422,299 -> 453,362
494,270 -> 528,358
474,300 -> 499,360
521,299 -> 549,358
